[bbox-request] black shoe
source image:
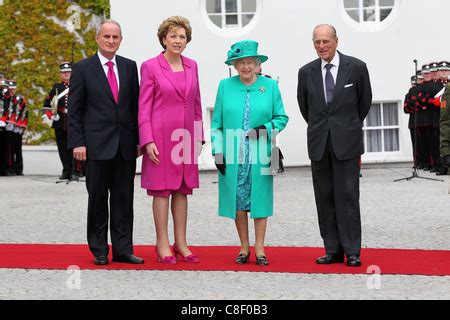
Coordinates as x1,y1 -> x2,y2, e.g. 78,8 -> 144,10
112,254 -> 144,264
94,256 -> 109,265
436,167 -> 448,176
60,173 -> 70,180
235,252 -> 250,264
255,255 -> 269,266
316,254 -> 344,264
346,255 -> 362,267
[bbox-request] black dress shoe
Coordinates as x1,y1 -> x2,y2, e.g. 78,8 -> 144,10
316,254 -> 344,264
255,255 -> 269,266
94,256 -> 109,265
346,255 -> 362,267
235,252 -> 250,264
112,254 -> 144,264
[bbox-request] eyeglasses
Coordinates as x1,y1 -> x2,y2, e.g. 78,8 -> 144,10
236,60 -> 256,67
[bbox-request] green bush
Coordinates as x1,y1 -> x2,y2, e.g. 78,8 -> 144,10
0,0 -> 110,145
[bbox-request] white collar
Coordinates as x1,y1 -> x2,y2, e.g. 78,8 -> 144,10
97,51 -> 117,66
321,53 -> 340,69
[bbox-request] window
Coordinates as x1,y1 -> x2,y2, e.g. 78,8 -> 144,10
203,0 -> 261,36
364,102 -> 400,153
340,0 -> 400,31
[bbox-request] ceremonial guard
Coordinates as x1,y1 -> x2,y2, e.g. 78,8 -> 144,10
0,74 -> 9,176
43,62 -> 82,179
403,72 -> 423,167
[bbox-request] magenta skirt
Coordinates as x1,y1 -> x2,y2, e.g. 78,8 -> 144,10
147,180 -> 193,197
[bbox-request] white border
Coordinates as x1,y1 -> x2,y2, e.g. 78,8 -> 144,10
338,0 -> 401,32
200,0 -> 263,38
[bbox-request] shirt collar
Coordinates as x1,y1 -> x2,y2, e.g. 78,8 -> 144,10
321,53 -> 340,70
97,51 -> 117,66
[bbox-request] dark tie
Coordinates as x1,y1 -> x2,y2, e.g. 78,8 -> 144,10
325,63 -> 335,105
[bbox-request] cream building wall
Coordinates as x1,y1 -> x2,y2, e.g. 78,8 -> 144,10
110,0 -> 450,168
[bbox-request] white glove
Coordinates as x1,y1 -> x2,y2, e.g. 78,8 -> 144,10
0,120 -> 6,128
51,114 -> 60,122
41,115 -> 52,126
5,123 -> 14,131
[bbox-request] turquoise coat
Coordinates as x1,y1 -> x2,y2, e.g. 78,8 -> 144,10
211,75 -> 289,219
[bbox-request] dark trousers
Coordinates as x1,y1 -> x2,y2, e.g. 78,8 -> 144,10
13,132 -> 23,174
311,135 -> 362,256
85,151 -> 136,258
0,130 -> 7,174
417,126 -> 430,167
54,129 -> 73,176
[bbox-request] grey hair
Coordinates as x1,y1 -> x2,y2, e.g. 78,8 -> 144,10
312,24 -> 337,40
231,57 -> 261,67
96,19 -> 123,37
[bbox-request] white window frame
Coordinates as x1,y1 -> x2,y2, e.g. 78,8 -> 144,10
339,0 -> 401,32
201,0 -> 262,37
363,101 -> 401,156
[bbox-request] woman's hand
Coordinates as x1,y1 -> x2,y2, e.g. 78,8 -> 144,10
145,142 -> 160,165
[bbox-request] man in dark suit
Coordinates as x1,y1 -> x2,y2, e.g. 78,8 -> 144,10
68,20 -> 144,265
297,24 -> 372,267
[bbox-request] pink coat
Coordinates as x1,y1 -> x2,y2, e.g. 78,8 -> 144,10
138,53 -> 204,191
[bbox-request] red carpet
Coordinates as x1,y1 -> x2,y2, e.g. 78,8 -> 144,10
0,244 -> 449,276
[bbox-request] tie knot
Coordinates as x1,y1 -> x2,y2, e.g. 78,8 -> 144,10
106,61 -> 114,69
325,64 -> 333,71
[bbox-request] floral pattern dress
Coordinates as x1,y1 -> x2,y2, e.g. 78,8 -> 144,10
236,91 -> 252,211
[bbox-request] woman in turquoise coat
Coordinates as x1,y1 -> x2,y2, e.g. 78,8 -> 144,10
211,40 -> 289,266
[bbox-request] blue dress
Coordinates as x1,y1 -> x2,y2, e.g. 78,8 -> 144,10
236,91 -> 252,211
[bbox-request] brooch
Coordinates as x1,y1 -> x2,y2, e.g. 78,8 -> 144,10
258,87 -> 266,93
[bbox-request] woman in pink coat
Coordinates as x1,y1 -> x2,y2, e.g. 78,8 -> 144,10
138,16 -> 204,264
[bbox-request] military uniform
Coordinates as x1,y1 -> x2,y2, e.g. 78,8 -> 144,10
439,63 -> 450,169
0,77 -> 9,175
403,73 -> 421,167
43,63 -> 83,179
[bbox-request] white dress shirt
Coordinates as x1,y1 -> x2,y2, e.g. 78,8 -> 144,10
97,51 -> 120,91
321,53 -> 340,104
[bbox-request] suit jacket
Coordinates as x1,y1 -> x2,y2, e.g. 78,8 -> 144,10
297,52 -> 372,161
138,53 -> 203,191
68,54 -> 139,160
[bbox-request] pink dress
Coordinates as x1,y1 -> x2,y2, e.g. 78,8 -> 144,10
138,53 -> 204,197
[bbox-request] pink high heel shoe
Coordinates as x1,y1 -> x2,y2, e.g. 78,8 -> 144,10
173,243 -> 199,263
155,246 -> 176,264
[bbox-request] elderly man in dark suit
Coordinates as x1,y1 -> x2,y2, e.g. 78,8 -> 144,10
297,24 -> 372,267
68,20 -> 144,265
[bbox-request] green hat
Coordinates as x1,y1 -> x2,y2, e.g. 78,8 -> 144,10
225,40 -> 268,65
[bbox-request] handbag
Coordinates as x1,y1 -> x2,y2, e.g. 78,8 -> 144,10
270,145 -> 285,176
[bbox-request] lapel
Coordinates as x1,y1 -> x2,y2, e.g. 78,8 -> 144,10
158,53 -> 192,99
329,52 -> 351,109
90,54 -> 116,105
116,56 -> 127,106
311,58 -> 327,108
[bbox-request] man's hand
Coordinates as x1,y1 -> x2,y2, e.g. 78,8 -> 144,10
136,145 -> 143,158
73,146 -> 87,161
145,142 -> 160,165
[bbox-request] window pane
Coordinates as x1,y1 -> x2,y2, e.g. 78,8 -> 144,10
384,129 -> 399,151
363,0 -> 376,7
206,0 -> 222,14
346,9 -> 360,22
366,104 -> 381,127
379,0 -> 394,6
366,130 -> 382,152
242,14 -> 254,27
208,15 -> 222,27
380,8 -> 392,21
225,14 -> 238,25
363,8 -> 376,21
344,0 -> 359,9
225,0 -> 238,13
242,0 -> 257,12
383,103 -> 399,126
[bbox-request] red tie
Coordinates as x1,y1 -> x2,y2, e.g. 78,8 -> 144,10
106,61 -> 119,104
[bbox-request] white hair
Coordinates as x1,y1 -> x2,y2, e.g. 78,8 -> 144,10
96,19 -> 122,37
231,57 -> 261,67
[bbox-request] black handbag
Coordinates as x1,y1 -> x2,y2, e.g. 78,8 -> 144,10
270,146 -> 285,176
